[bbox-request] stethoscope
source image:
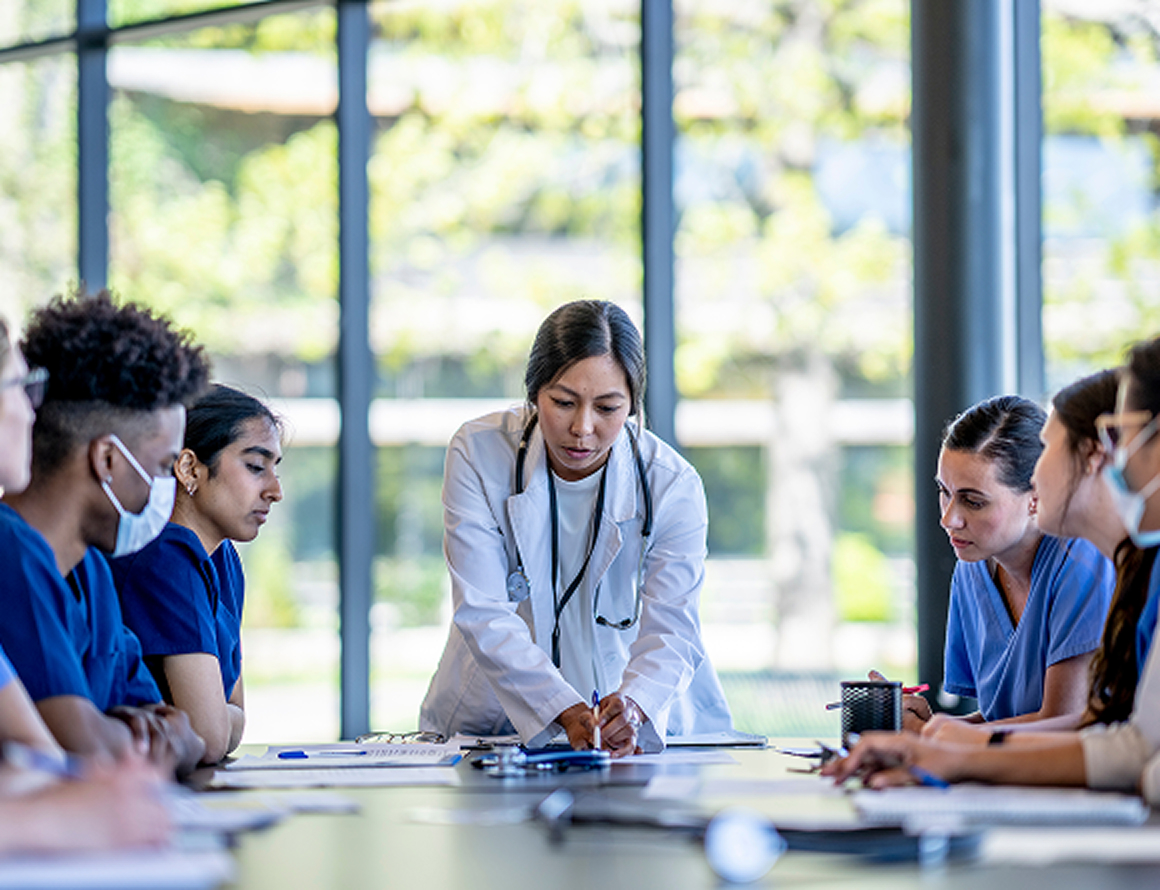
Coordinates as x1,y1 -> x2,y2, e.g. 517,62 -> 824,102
506,413 -> 653,665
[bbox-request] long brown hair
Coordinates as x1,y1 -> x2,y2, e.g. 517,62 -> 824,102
1045,370 -> 1149,725
1079,357 -> 1160,724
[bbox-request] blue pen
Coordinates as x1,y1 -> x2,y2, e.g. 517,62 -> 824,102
277,749 -> 368,760
2,742 -> 84,779
909,765 -> 950,788
591,691 -> 602,751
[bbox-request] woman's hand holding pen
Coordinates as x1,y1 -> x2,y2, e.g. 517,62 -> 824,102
820,732 -> 957,789
593,692 -> 643,759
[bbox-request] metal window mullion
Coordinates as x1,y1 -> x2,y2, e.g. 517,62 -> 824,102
77,0 -> 108,291
336,0 -> 373,740
641,0 -> 676,447
1013,0 -> 1044,398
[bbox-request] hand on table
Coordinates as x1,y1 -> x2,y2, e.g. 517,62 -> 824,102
593,693 -> 644,759
922,713 -> 990,744
820,731 -> 958,789
867,670 -> 931,734
108,704 -> 205,777
557,702 -> 597,751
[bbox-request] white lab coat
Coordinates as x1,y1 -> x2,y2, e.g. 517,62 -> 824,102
419,406 -> 733,750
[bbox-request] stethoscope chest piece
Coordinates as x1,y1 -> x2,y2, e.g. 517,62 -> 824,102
506,570 -> 531,603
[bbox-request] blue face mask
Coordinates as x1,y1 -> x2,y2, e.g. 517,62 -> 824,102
1103,417 -> 1160,548
100,435 -> 176,557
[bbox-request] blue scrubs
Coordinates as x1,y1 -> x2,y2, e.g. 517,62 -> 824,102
944,535 -> 1113,721
112,523 -> 244,701
1134,549 -> 1160,676
0,504 -> 161,710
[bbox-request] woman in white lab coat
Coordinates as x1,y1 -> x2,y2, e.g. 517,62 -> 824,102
420,301 -> 733,757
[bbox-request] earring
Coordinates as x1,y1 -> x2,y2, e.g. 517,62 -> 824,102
1029,495 -> 1038,516
185,484 -> 197,497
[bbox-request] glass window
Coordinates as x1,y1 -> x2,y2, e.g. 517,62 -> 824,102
1041,3 -> 1160,389
109,6 -> 340,744
674,0 -> 913,736
366,0 -> 642,732
0,54 -> 76,326
109,0 -> 277,29
0,0 -> 73,48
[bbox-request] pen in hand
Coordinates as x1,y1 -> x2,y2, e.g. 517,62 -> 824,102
591,692 -> 601,751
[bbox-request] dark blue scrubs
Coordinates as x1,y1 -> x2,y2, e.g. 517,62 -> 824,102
0,504 -> 160,709
112,522 -> 244,700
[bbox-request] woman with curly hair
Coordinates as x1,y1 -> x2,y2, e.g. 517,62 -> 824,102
0,289 -> 207,774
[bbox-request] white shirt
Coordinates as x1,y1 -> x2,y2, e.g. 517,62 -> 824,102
552,470 -> 602,702
419,406 -> 734,749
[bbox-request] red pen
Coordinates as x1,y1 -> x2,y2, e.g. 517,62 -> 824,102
903,684 -> 929,695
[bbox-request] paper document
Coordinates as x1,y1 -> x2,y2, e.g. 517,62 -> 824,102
625,750 -> 738,766
225,742 -> 461,771
210,766 -> 461,790
165,787 -> 285,834
665,731 -> 768,748
854,784 -> 1149,827
0,842 -> 234,889
983,826 -> 1160,865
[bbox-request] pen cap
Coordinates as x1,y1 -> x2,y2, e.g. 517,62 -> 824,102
839,680 -> 902,748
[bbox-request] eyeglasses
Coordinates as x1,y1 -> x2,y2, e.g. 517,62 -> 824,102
354,730 -> 446,745
1096,410 -> 1155,454
0,367 -> 48,409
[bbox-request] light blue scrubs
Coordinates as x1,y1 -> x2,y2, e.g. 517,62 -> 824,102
0,504 -> 160,710
944,535 -> 1114,721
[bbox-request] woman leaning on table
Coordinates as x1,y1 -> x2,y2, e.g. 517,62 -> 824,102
823,338 -> 1160,795
420,300 -> 732,757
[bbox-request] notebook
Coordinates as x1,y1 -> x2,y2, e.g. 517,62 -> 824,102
853,784 -> 1149,827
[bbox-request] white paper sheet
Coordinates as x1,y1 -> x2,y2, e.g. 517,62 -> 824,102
623,750 -> 739,766
225,742 -> 462,771
0,844 -> 234,889
210,766 -> 461,790
983,826 -> 1160,864
643,774 -> 846,800
853,784 -> 1149,827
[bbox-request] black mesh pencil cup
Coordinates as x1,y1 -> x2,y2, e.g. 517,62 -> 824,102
840,680 -> 902,748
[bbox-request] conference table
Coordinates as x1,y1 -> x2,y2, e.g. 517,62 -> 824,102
211,743 -> 1160,889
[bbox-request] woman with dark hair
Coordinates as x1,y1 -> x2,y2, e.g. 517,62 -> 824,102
113,385 -> 283,764
421,300 -> 732,756
919,395 -> 1113,728
823,342 -> 1160,794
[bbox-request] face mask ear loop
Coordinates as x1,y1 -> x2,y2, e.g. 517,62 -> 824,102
108,434 -> 154,487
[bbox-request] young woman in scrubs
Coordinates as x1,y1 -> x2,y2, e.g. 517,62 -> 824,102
420,300 -> 732,756
824,341 -> 1160,794
113,385 -> 283,764
910,395 -> 1114,729
0,315 -> 171,853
